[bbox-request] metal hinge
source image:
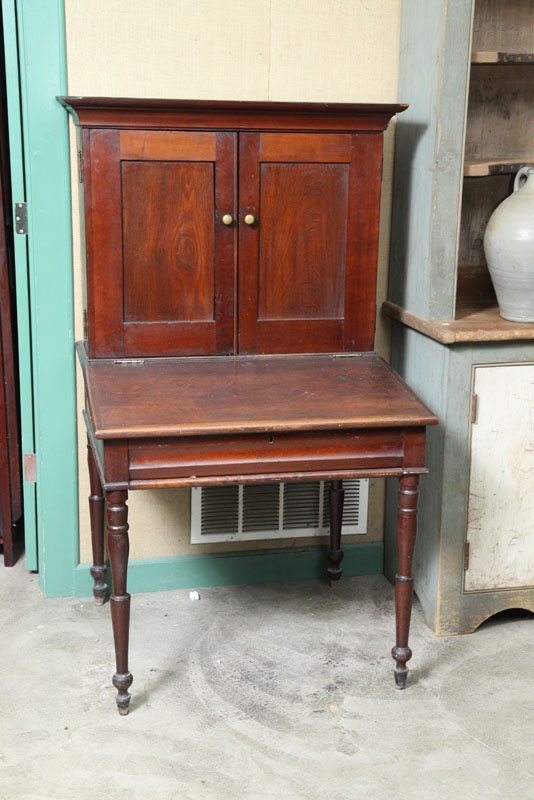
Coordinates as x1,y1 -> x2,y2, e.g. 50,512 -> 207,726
113,359 -> 145,366
14,202 -> 28,235
471,393 -> 478,424
83,309 -> 88,339
77,150 -> 84,183
24,453 -> 37,483
464,541 -> 470,571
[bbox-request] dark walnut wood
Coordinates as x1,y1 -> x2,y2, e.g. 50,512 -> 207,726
327,480 -> 345,584
60,97 -> 439,714
392,475 -> 420,689
87,437 -> 107,604
0,60 -> 22,567
78,348 -> 436,440
107,490 -> 132,715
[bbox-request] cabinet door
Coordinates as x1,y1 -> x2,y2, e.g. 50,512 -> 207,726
465,364 -> 534,591
238,132 -> 383,354
86,129 -> 235,357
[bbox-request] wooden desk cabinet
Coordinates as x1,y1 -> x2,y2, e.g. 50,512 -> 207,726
60,97 -> 438,715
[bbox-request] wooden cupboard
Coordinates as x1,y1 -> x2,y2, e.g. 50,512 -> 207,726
384,0 -> 534,634
60,96 -> 439,713
76,101 -> 392,359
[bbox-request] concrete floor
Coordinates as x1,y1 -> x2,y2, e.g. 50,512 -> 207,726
2,560 -> 534,800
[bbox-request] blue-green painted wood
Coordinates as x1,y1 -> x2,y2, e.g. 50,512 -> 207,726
386,328 -> 534,635
73,542 -> 384,598
1,0 -> 38,569
389,0 -> 474,320
15,0 -> 78,595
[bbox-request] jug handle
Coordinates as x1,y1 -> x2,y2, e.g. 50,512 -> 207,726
514,167 -> 530,192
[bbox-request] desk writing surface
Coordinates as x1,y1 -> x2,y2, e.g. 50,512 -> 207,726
78,347 -> 437,439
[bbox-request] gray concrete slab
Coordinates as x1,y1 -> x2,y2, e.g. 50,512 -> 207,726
1,560 -> 533,800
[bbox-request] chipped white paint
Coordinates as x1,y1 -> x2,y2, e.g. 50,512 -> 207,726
465,364 -> 534,591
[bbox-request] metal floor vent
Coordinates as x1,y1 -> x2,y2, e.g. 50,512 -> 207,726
190,479 -> 368,544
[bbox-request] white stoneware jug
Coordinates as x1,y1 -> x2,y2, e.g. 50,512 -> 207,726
483,166 -> 534,322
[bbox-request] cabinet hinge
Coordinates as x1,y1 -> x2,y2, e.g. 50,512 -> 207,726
77,150 -> 84,183
14,202 -> 28,235
471,393 -> 478,424
24,453 -> 37,483
83,309 -> 88,339
464,541 -> 470,571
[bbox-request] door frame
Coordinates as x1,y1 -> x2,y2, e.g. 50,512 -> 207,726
3,0 -> 78,593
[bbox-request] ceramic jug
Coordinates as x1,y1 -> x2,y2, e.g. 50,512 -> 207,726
483,166 -> 534,322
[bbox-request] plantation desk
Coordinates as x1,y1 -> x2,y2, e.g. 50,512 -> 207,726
60,97 -> 438,715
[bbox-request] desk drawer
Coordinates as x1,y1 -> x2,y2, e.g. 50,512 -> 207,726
128,429 -> 405,480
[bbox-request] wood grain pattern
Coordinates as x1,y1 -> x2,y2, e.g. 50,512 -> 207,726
128,467 -> 427,491
459,174 -> 511,269
122,161 -> 215,323
465,65 -> 534,161
260,133 -> 351,163
383,300 -> 534,344
59,97 -> 406,134
472,0 -> 534,52
88,129 -> 124,357
128,429 -> 406,479
87,130 -> 235,356
119,130 -> 215,161
258,163 -> 348,320
76,345 -> 438,439
344,134 -> 383,351
238,132 -> 382,354
472,52 -> 534,65
464,157 -> 534,176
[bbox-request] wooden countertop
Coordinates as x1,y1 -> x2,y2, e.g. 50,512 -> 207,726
77,344 -> 437,439
383,301 -> 534,344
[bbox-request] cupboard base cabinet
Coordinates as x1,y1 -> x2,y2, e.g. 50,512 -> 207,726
61,97 -> 438,714
385,326 -> 534,636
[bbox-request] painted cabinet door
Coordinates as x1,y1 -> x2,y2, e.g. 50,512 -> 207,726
237,132 -> 384,354
465,363 -> 534,591
86,129 -> 236,357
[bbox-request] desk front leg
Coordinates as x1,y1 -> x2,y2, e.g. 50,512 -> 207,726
107,490 -> 133,715
87,438 -> 107,604
392,474 -> 419,689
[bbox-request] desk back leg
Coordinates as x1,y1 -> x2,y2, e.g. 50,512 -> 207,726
327,479 -> 345,584
392,474 -> 420,689
87,438 -> 107,604
107,490 -> 133,715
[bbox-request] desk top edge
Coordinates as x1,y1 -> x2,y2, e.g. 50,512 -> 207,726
77,344 -> 438,440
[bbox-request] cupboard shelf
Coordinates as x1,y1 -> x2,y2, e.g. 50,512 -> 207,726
383,301 -> 534,345
463,158 -> 534,177
471,51 -> 534,65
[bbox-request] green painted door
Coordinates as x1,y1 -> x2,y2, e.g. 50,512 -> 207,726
2,0 -> 78,592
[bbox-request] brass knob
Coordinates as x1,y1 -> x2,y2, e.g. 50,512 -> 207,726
244,214 -> 256,225
222,214 -> 233,226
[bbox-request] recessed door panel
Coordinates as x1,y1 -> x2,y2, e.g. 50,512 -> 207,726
122,161 -> 215,323
258,163 -> 348,320
465,364 -> 534,591
238,131 -> 383,354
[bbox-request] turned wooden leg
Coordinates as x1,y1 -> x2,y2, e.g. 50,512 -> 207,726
392,474 -> 420,689
87,438 -> 107,605
107,490 -> 133,715
327,479 -> 344,584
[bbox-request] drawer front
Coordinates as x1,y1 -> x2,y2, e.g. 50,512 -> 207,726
129,429 -> 405,480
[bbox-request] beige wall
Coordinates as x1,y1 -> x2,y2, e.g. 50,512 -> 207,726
64,0 -> 402,562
